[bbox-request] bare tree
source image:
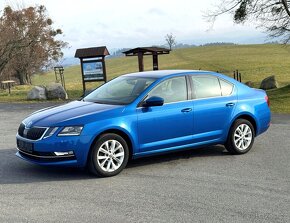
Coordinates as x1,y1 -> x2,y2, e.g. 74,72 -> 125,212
0,5 -> 67,84
205,0 -> 290,43
165,33 -> 176,50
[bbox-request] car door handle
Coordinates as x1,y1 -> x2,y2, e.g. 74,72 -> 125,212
181,108 -> 192,113
226,103 -> 235,107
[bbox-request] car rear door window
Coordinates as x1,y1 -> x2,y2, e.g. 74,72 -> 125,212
191,76 -> 221,99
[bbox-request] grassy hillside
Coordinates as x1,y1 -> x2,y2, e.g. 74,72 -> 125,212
267,84 -> 290,113
1,44 -> 290,112
33,44 -> 290,90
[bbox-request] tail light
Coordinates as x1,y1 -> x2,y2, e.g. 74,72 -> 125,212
265,95 -> 270,107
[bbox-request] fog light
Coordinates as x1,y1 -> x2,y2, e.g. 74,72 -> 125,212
54,151 -> 74,156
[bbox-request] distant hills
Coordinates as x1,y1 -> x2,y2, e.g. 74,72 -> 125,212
59,41 -> 283,68
59,57 -> 80,67
60,42 -> 238,67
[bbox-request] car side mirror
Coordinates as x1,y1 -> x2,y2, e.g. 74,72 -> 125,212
142,96 -> 164,107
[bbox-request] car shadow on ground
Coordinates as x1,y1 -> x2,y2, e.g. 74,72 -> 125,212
0,145 -> 229,184
127,145 -> 229,168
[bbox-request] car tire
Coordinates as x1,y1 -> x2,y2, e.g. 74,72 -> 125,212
88,133 -> 129,177
225,119 -> 255,154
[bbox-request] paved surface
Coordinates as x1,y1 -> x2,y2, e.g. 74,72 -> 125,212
0,102 -> 289,223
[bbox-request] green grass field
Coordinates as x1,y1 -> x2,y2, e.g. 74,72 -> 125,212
1,44 -> 290,112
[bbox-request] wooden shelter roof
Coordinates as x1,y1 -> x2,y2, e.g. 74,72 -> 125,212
123,47 -> 170,56
75,46 -> 110,58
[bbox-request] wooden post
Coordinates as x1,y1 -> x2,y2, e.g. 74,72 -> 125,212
102,56 -> 107,82
54,69 -> 58,82
62,68 -> 66,90
8,82 -> 11,95
152,53 -> 158,70
80,58 -> 86,93
138,52 -> 144,72
61,73 -> 65,90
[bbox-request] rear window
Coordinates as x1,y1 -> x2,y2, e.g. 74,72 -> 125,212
220,79 -> 233,96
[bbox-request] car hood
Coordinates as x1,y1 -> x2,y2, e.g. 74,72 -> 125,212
22,101 -> 124,127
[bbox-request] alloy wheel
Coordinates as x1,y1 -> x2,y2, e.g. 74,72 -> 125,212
97,140 -> 125,172
233,123 -> 253,151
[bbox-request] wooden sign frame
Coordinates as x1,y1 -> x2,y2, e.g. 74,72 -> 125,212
75,46 -> 109,94
80,57 -> 107,93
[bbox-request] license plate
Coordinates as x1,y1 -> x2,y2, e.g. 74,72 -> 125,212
17,139 -> 33,153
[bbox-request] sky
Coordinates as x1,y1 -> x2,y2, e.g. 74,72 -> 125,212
0,0 -> 267,57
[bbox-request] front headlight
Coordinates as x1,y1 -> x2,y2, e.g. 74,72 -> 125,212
58,126 -> 83,136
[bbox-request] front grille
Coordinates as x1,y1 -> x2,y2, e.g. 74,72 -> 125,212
18,123 -> 47,140
26,127 -> 47,140
18,123 -> 25,137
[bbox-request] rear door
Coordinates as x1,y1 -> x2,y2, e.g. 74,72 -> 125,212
190,75 -> 237,143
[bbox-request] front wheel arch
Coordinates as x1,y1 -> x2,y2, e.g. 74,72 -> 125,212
88,133 -> 130,177
87,129 -> 133,167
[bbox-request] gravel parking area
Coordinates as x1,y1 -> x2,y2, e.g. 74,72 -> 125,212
0,102 -> 289,223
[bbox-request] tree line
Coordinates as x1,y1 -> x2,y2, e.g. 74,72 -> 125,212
0,5 -> 66,85
206,0 -> 290,44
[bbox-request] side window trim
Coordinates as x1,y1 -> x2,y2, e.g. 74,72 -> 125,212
185,75 -> 192,100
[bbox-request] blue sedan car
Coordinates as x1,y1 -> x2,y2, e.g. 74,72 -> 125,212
16,70 -> 271,177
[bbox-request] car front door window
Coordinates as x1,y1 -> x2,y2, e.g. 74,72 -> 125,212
147,76 -> 187,103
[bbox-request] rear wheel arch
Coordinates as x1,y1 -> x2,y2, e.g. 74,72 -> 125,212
231,114 -> 257,136
225,118 -> 255,154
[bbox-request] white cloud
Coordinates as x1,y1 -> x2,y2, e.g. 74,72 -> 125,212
0,0 -> 267,57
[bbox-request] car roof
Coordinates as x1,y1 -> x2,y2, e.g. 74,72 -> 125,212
123,70 -> 213,78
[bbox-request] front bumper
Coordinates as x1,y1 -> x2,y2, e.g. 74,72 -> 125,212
16,151 -> 78,166
15,134 -> 93,167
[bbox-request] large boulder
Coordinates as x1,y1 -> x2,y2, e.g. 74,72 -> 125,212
260,75 -> 279,90
46,83 -> 68,100
27,86 -> 47,100
245,81 -> 254,88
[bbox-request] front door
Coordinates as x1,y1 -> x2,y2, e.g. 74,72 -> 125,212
137,76 -> 194,152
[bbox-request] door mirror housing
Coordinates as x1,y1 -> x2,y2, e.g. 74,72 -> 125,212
142,96 -> 164,107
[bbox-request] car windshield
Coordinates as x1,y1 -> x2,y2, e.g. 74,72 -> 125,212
83,76 -> 156,105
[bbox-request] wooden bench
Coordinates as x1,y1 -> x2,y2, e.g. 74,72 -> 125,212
1,80 -> 16,94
